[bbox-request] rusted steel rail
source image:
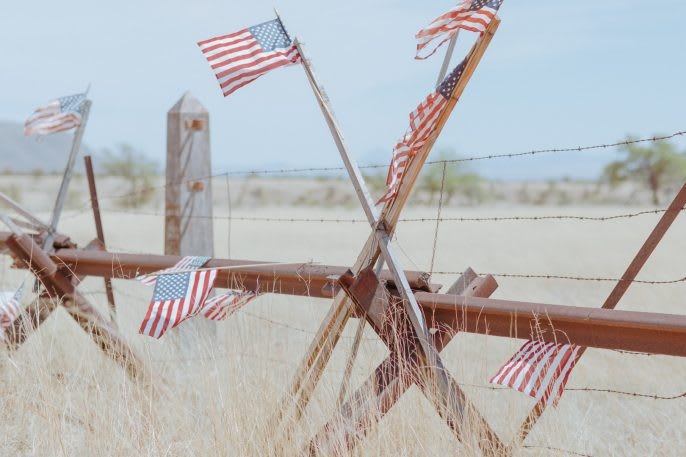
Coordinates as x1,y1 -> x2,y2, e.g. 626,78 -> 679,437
46,248 -> 437,298
420,293 -> 686,357
1,231 -> 684,357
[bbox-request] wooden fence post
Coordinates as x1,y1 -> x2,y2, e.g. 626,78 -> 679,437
166,92 -> 215,342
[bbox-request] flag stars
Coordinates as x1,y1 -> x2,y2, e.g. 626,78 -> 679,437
251,19 -> 291,52
154,273 -> 190,301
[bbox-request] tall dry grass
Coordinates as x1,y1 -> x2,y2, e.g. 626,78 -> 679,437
1,204 -> 685,456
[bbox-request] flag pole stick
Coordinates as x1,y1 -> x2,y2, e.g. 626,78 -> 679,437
293,36 -> 432,338
0,191 -> 49,230
436,31 -> 460,86
43,99 -> 92,251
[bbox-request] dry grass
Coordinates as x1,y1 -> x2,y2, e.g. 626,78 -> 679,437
1,201 -> 686,456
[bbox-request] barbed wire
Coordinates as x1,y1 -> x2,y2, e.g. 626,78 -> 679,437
431,271 -> 686,285
84,130 -> 685,204
82,207 -> 682,225
460,382 -> 685,400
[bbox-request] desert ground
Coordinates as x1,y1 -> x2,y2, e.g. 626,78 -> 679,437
1,175 -> 685,456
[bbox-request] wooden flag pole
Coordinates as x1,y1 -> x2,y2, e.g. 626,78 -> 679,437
43,99 -> 92,251
514,182 -> 686,446
0,191 -> 49,231
293,37 -> 432,336
436,31 -> 460,86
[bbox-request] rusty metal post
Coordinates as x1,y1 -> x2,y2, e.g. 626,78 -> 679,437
84,155 -> 117,324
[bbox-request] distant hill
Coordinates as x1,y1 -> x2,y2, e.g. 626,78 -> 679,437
0,121 -> 93,173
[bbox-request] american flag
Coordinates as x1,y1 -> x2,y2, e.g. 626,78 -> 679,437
201,290 -> 257,321
489,340 -> 580,407
416,0 -> 503,60
0,282 -> 24,339
139,263 -> 217,339
24,93 -> 87,136
198,18 -> 301,97
378,58 -> 467,203
137,256 -> 210,286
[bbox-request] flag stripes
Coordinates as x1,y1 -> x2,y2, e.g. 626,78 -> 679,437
416,0 -> 503,60
379,93 -> 447,203
198,19 -> 301,97
489,340 -> 580,407
201,291 -> 257,321
0,283 -> 24,340
24,93 -> 86,136
378,59 -> 466,203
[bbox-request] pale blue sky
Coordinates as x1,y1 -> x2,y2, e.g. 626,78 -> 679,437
1,1 -> 684,179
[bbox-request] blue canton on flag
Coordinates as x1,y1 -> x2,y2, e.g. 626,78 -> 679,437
249,19 -> 292,52
437,59 -> 467,99
154,273 -> 192,302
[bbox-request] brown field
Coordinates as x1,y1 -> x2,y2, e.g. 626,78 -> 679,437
1,176 -> 685,456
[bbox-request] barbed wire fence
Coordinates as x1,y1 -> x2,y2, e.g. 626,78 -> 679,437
6,129 -> 686,457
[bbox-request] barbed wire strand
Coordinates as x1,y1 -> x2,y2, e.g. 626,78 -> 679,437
459,382 -> 685,400
430,271 -> 686,285
77,130 -> 686,204
429,162 -> 447,275
75,207 -> 684,225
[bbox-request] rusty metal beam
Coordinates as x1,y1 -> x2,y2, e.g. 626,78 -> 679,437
27,246 -> 437,297
419,292 -> 686,357
3,231 -> 149,383
1,233 -> 685,356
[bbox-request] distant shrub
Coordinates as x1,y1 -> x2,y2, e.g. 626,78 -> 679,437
101,144 -> 158,208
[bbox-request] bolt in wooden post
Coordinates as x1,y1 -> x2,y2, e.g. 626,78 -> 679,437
166,92 -> 215,343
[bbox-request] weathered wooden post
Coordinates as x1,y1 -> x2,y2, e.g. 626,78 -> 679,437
165,92 -> 215,341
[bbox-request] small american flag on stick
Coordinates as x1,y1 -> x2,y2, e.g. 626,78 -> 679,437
198,18 -> 301,97
0,282 -> 24,340
489,340 -> 580,407
378,58 -> 467,203
24,93 -> 87,136
416,0 -> 503,60
139,258 -> 217,339
201,291 -> 257,321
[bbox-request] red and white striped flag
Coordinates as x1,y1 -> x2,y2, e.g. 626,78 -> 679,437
24,93 -> 87,136
489,340 -> 581,407
139,267 -> 218,339
416,0 -> 503,60
378,59 -> 467,203
198,18 -> 301,97
201,291 -> 257,321
136,256 -> 211,286
0,282 -> 24,340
